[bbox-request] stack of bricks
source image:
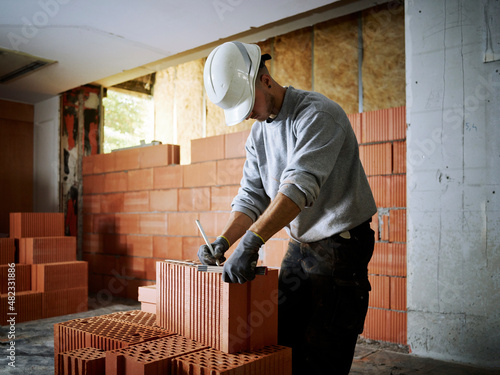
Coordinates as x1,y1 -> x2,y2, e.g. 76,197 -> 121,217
55,263 -> 291,374
156,261 -> 279,353
0,212 -> 88,325
352,106 -> 408,345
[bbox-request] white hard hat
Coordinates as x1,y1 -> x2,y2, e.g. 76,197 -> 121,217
204,41 -> 261,126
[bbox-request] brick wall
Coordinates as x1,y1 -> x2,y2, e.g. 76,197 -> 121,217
83,107 -> 407,345
356,106 -> 407,346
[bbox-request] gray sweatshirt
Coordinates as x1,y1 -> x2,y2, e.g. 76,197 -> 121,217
231,86 -> 377,243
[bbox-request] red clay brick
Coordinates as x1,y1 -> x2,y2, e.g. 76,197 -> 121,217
127,168 -> 153,191
0,264 -> 31,293
150,189 -> 178,212
106,335 -> 208,375
210,185 -> 240,211
118,256 -> 147,280
90,153 -> 106,175
390,277 -> 407,311
83,174 -> 105,195
9,212 -> 65,238
104,172 -> 128,193
32,261 -> 88,292
347,112 -> 362,144
181,237 -> 201,260
0,291 -> 42,325
19,236 -> 76,264
0,238 -> 15,265
82,154 -> 94,176
102,151 -> 118,173
363,309 -> 407,345
101,234 -> 128,255
42,286 -> 88,318
391,106 -> 407,141
393,140 -> 406,174
154,165 -> 183,189
191,134 -> 226,163
139,213 -> 168,235
83,233 -> 102,254
368,275 -> 390,309
141,302 -> 156,314
225,129 -> 251,159
262,240 -> 288,268
389,209 -> 406,243
390,174 -> 406,208
83,194 -> 101,214
54,316 -> 174,367
179,187 -> 211,212
100,193 -> 125,213
139,144 -> 179,169
83,253 -> 118,276
368,242 -> 406,277
367,175 -> 391,208
183,162 -> 217,187
217,158 -> 245,186
123,191 -> 150,213
138,284 -> 156,304
114,147 -> 141,171
153,236 -> 183,260
93,214 -> 116,234
57,347 -> 105,375
199,212 -> 231,238
126,235 -> 153,257
359,143 -> 392,176
167,212 -> 199,236
115,213 -> 141,235
171,345 -> 292,375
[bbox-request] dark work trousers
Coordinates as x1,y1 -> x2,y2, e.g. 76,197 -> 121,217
278,220 -> 375,375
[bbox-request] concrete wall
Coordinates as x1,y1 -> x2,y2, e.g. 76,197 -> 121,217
34,96 -> 60,213
406,0 -> 500,367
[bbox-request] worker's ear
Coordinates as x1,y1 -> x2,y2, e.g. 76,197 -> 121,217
259,73 -> 271,88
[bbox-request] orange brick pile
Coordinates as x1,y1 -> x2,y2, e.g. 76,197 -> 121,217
55,263 -> 291,374
0,213 -> 88,325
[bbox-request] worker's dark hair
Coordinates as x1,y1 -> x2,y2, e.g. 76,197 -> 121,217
259,53 -> 271,68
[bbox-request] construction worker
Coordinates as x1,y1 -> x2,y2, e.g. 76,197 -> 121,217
199,41 -> 377,374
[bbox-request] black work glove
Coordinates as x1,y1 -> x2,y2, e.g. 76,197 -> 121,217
222,230 -> 264,284
197,236 -> 230,265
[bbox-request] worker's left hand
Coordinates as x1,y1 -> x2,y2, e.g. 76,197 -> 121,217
222,230 -> 264,284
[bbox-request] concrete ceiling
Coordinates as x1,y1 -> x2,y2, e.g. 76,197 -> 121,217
0,0 -> 380,105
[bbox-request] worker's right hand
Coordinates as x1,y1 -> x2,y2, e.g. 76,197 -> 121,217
197,236 -> 230,265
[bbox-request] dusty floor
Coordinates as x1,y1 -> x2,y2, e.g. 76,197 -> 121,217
0,296 -> 497,374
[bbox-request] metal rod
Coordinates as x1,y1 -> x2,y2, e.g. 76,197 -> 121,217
195,219 -> 220,266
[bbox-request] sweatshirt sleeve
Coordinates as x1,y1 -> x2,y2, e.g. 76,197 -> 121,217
231,133 -> 270,222
279,110 -> 346,209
